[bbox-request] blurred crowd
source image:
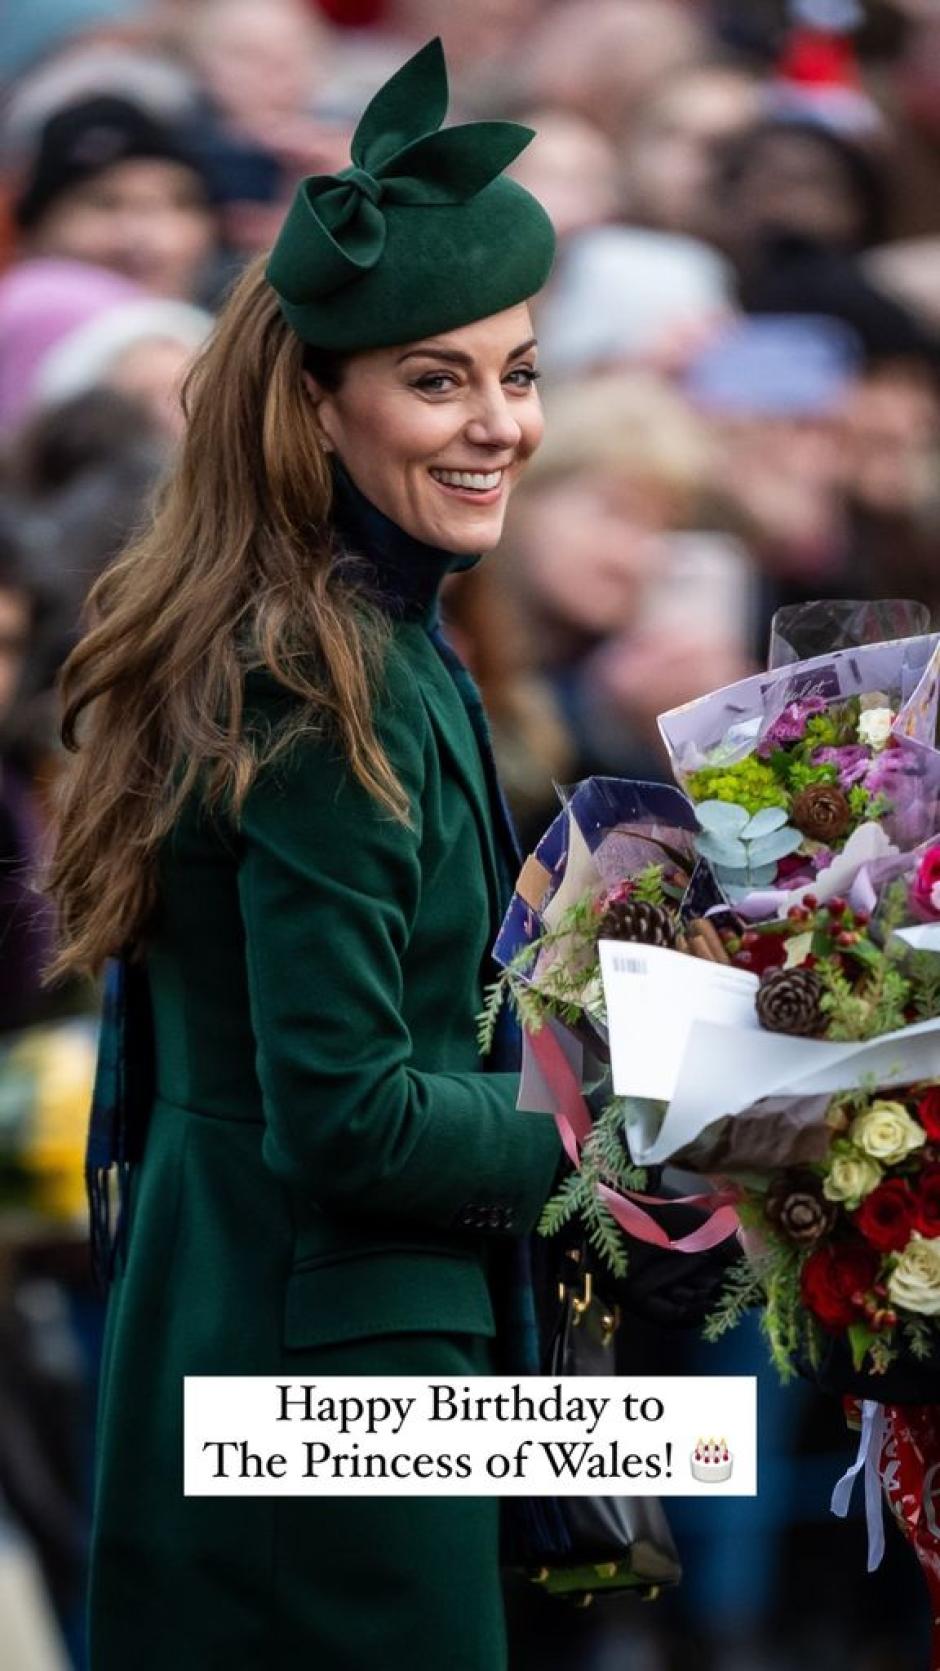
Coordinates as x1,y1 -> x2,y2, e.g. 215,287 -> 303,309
0,2 -> 937,1669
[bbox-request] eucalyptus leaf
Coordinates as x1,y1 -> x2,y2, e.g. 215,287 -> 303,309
745,862 -> 778,886
741,806 -> 788,841
713,862 -> 749,883
695,800 -> 750,837
747,827 -> 804,867
695,832 -> 749,867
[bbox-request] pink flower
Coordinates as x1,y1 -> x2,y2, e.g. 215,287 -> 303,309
758,698 -> 828,756
812,745 -> 870,788
913,845 -> 940,920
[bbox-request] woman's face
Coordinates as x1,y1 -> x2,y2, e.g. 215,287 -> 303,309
307,304 -> 544,555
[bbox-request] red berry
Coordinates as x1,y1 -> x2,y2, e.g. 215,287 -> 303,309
829,896 -> 847,914
855,911 -> 870,927
803,893 -> 818,910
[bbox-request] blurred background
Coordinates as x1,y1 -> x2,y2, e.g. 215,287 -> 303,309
0,1 -> 937,1667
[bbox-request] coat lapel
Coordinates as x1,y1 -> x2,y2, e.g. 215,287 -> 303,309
408,630 -> 505,943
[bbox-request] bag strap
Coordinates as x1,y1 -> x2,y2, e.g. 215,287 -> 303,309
525,1021 -> 740,1254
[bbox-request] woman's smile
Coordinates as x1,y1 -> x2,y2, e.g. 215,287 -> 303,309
428,465 -> 508,506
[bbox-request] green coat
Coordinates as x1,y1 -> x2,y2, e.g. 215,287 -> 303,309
88,621 -> 562,1670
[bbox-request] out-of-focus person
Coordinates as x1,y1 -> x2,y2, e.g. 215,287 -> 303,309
683,314 -> 860,597
7,389 -> 170,680
509,110 -> 621,243
623,63 -> 764,242
719,115 -> 888,266
0,0 -> 153,86
378,0 -> 544,91
34,296 -> 212,442
0,257 -> 140,439
535,224 -> 736,379
440,561 -> 576,844
864,236 -> 940,336
0,506 -> 56,1034
498,372 -> 756,821
176,0 -> 350,258
0,256 -> 210,443
515,0 -> 707,142
842,358 -> 940,620
11,93 -> 219,300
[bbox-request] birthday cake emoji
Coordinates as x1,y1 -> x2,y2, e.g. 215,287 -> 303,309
690,1437 -> 733,1483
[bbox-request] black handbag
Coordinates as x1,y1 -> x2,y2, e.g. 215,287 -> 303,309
502,1243 -> 682,1605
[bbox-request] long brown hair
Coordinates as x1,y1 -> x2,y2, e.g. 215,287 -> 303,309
43,256 -> 409,985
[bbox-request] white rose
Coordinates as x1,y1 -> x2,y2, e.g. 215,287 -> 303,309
887,1234 -> 940,1317
823,1150 -> 883,1209
850,1102 -> 927,1165
858,707 -> 894,751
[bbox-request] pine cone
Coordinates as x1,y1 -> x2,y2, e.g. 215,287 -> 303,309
597,898 -> 678,948
756,966 -> 826,1036
791,783 -> 852,842
765,1169 -> 836,1247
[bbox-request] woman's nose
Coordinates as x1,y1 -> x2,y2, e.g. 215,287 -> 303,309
464,387 -> 523,451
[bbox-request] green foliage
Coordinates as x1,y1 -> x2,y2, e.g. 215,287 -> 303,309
686,757 -> 789,814
803,703 -> 858,750
702,1258 -> 768,1342
538,1095 -> 650,1280
633,864 -> 666,906
902,1318 -> 936,1362
761,1247 -> 804,1381
817,954 -> 911,1041
911,952 -> 940,1022
784,759 -> 838,795
848,784 -> 871,821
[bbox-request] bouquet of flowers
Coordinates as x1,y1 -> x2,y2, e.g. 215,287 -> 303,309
483,777 -> 739,1273
658,600 -> 940,914
488,601 -> 940,1646
696,877 -> 940,1379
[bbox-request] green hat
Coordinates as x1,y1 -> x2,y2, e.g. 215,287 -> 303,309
266,37 -> 555,351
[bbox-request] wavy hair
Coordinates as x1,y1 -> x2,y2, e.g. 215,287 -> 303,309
43,256 -> 408,985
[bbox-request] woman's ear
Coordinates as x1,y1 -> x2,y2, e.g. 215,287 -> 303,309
301,370 -> 335,451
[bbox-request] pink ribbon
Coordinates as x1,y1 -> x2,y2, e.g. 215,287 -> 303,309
525,1021 -> 740,1254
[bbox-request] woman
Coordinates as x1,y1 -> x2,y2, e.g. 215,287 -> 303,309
44,39 -> 562,1671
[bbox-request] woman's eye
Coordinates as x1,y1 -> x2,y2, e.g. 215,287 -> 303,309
413,373 -> 458,393
505,366 -> 542,388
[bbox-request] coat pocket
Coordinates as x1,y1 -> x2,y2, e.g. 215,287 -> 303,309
283,1247 -> 496,1349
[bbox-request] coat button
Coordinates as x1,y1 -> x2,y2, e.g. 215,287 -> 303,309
488,1206 -> 506,1230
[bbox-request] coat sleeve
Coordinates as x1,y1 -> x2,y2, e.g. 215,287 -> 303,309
236,659 -> 561,1234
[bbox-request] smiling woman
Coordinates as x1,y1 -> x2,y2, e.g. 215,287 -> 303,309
42,35 -> 564,1671
304,312 -> 544,552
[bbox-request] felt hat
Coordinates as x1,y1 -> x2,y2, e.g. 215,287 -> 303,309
266,37 -> 555,350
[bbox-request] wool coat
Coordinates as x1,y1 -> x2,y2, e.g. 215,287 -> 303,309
86,507 -> 562,1670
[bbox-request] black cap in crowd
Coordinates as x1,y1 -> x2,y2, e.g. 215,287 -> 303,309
15,94 -> 212,231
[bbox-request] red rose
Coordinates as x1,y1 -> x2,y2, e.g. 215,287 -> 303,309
915,1165 -> 940,1237
800,1240 -> 880,1333
853,1178 -> 918,1252
912,844 -> 940,919
917,1089 -> 940,1142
